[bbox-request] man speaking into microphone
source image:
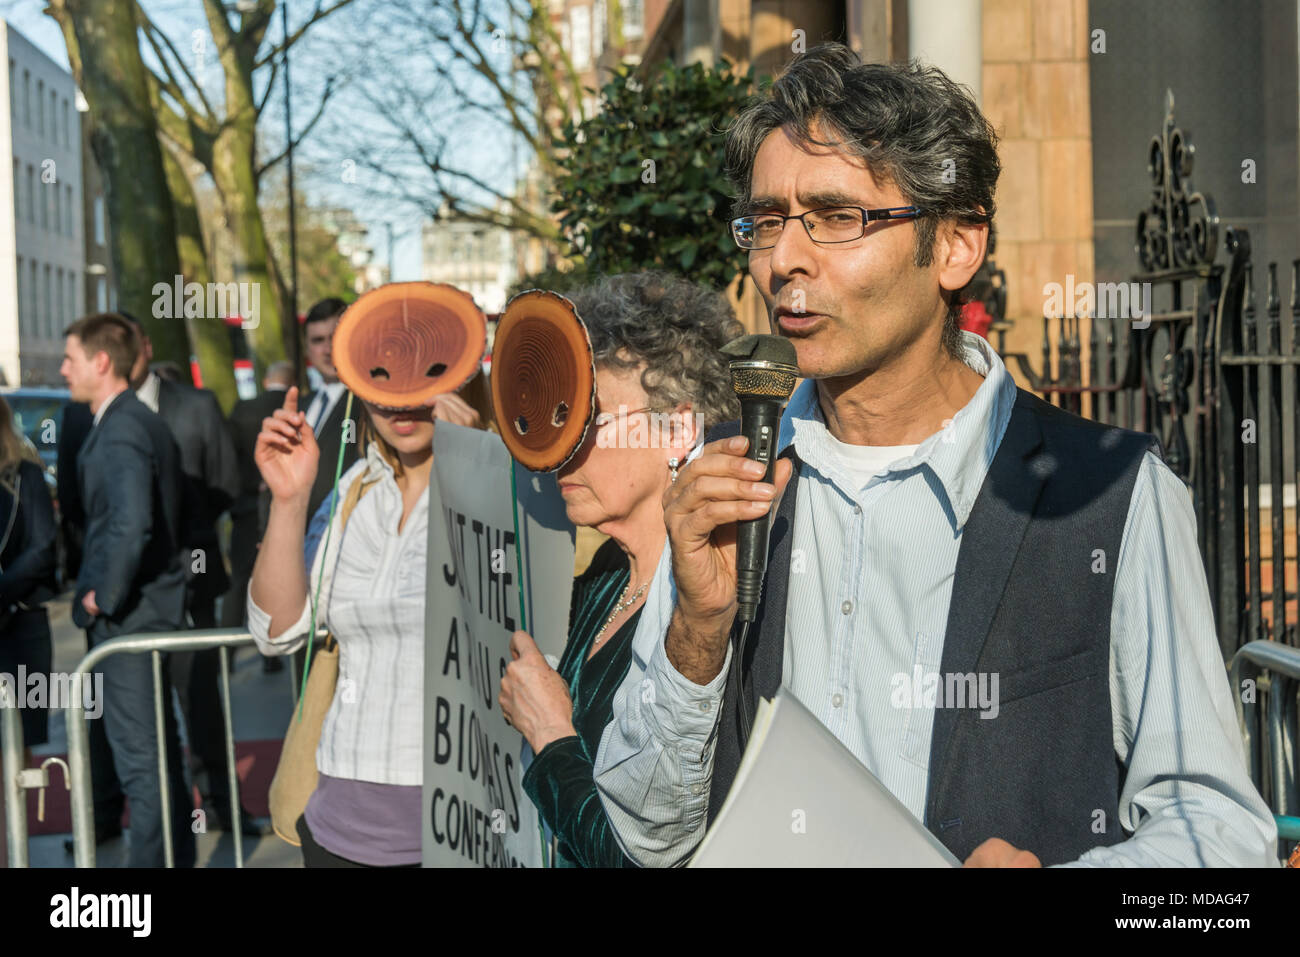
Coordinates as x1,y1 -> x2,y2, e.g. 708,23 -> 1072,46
591,43 -> 1276,867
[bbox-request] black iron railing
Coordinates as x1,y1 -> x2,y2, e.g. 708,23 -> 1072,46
997,92 -> 1298,660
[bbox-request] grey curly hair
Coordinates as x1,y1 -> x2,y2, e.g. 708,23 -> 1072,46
566,271 -> 744,434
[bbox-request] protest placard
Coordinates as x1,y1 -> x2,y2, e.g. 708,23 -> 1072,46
422,423 -> 573,867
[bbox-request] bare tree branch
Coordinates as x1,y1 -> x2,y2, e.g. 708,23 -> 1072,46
138,6 -> 218,127
255,52 -> 280,115
256,74 -> 338,177
254,0 -> 358,68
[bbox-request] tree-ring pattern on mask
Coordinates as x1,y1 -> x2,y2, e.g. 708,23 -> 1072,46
490,289 -> 596,472
332,282 -> 487,410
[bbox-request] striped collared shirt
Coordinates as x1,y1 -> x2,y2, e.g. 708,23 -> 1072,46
593,331 -> 1277,867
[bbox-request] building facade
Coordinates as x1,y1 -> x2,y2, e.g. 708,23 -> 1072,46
421,203 -> 516,316
0,21 -> 84,387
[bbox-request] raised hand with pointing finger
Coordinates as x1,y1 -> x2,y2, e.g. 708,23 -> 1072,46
254,386 -> 320,505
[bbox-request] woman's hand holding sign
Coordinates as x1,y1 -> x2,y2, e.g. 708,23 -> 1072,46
499,630 -> 576,752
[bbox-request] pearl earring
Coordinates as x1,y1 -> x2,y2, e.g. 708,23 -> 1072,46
668,457 -> 680,483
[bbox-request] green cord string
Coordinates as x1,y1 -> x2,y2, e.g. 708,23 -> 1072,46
296,392 -> 355,722
508,462 -> 528,634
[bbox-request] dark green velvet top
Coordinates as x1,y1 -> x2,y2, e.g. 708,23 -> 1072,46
523,538 -> 643,868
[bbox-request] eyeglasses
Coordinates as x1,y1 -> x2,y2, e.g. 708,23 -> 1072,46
730,205 -> 924,250
592,406 -> 661,431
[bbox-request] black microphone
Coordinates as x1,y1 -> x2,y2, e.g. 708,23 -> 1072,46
721,334 -> 800,624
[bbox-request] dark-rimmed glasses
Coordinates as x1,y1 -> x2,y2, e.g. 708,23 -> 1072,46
730,205 -> 924,250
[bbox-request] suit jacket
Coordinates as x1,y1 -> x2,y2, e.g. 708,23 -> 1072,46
304,388 -> 361,521
227,388 -> 286,505
56,400 -> 94,579
72,390 -> 186,635
225,387 -> 287,571
153,377 -> 240,600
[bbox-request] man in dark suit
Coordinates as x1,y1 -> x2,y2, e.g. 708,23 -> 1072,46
223,361 -> 293,674
56,400 -> 92,580
299,297 -> 361,519
59,313 -> 195,868
119,313 -> 253,833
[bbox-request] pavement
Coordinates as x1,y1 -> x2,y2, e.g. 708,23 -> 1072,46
16,593 -> 302,868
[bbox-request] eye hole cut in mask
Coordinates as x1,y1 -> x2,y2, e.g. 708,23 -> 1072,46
332,282 -> 487,410
490,289 -> 595,472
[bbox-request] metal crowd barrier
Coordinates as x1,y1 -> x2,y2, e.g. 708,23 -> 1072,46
4,625 -> 315,868
64,629 -> 262,869
2,682 -> 35,867
1230,640 -> 1300,847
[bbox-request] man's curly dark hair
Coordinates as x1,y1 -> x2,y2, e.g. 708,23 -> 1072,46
724,43 -> 1001,359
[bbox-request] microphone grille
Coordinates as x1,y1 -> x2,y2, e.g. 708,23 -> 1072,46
729,364 -> 799,400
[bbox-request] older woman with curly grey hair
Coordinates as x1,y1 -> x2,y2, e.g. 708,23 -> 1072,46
498,270 -> 743,867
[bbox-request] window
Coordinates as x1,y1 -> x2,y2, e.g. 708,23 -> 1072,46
624,0 -> 644,39
68,271 -> 77,322
93,195 -> 106,245
36,79 -> 43,135
56,267 -> 63,336
593,0 -> 606,57
23,70 -> 30,127
40,176 -> 48,229
44,264 -> 52,338
12,157 -> 18,220
30,260 -> 38,337
65,185 -> 73,236
16,256 -> 24,333
570,5 -> 591,70
63,99 -> 70,148
26,165 -> 34,223
51,90 -> 57,143
54,183 -> 60,234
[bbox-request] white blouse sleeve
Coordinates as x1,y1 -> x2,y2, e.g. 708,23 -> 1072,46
245,463 -> 364,656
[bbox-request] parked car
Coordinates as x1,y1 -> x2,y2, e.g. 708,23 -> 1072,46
0,386 -> 71,480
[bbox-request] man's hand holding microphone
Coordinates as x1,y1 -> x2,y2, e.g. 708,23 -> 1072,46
662,334 -> 800,685
661,435 -> 794,684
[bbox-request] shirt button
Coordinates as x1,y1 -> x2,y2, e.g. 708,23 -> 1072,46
853,504 -> 862,515
690,783 -> 702,795
698,700 -> 710,713
831,693 -> 844,708
841,600 -> 852,615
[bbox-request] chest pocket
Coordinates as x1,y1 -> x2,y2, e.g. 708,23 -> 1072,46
899,630 -> 943,768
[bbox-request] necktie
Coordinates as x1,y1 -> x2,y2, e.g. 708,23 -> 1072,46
308,391 -> 328,433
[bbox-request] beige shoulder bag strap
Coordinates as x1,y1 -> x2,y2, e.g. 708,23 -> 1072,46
268,473 -> 377,846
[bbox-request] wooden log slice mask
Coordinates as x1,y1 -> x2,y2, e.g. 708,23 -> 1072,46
490,289 -> 595,472
333,282 -> 487,409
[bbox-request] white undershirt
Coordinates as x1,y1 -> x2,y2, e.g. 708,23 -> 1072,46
135,370 -> 161,413
820,430 -> 921,489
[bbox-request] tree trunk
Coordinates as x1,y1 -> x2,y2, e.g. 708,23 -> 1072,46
162,147 -> 238,410
47,0 -> 189,364
210,126 -> 286,370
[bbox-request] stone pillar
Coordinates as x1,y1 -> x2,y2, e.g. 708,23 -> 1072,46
908,0 -> 982,101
